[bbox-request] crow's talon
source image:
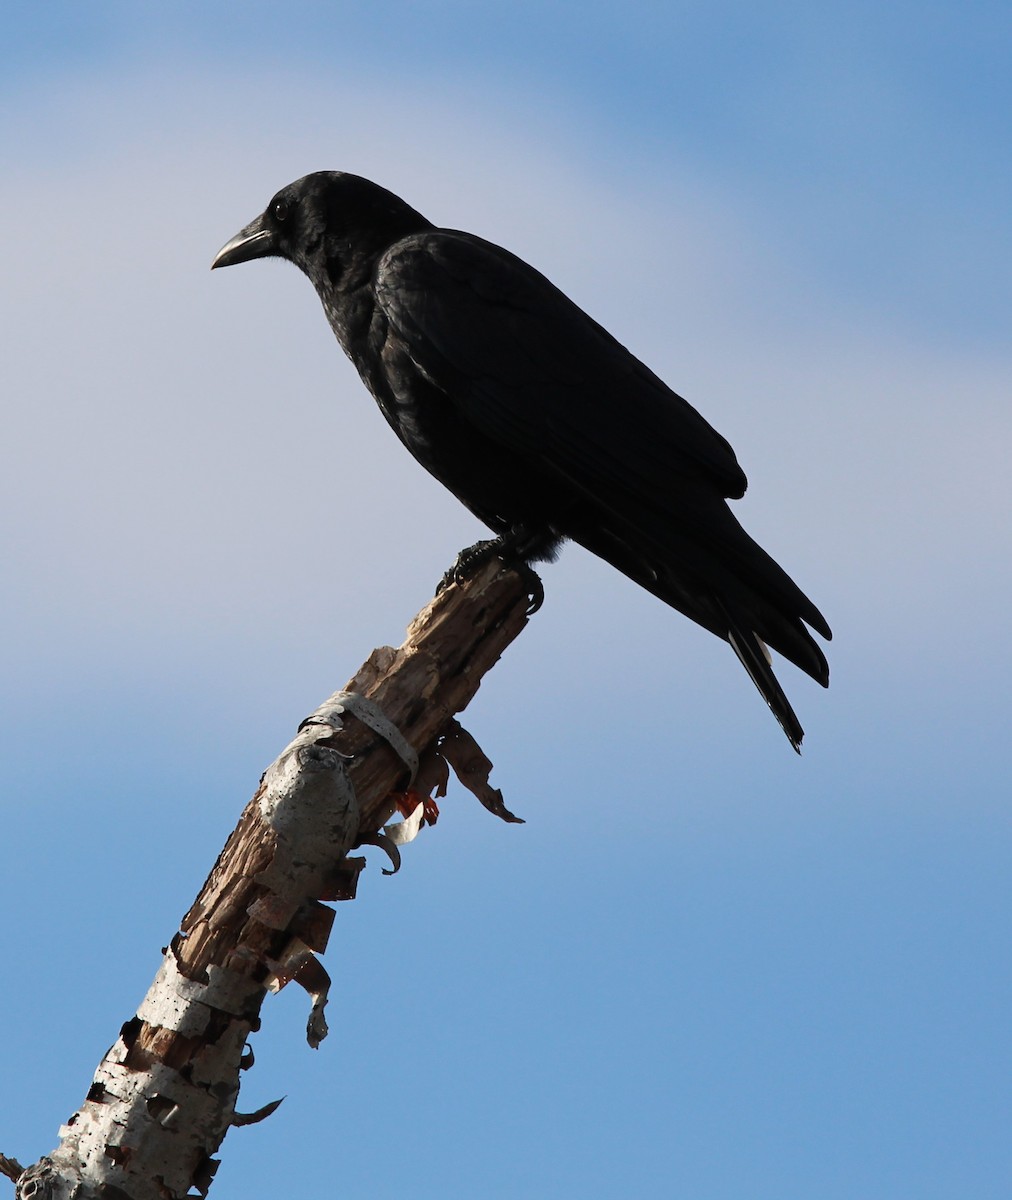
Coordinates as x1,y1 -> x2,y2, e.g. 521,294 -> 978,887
516,562 -> 545,614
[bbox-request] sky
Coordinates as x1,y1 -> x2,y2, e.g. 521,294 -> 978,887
1,4 -> 1010,1197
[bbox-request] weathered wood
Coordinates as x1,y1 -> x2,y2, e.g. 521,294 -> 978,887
10,561 -> 533,1200
0,1162 -> 24,1187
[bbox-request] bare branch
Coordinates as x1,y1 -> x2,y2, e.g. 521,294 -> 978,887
14,561 -> 533,1200
0,1157 -> 25,1186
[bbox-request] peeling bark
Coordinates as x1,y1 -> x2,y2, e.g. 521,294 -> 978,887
11,561 -> 533,1200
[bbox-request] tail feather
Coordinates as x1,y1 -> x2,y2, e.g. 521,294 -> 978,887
722,603 -> 805,752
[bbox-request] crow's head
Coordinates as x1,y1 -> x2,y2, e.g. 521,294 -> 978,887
212,171 -> 431,288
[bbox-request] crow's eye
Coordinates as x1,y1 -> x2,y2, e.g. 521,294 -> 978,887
273,199 -> 290,222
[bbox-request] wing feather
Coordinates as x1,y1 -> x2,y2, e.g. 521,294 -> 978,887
374,231 -> 749,504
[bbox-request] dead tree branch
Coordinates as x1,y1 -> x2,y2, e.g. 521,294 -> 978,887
9,560 -> 533,1200
0,1163 -> 24,1188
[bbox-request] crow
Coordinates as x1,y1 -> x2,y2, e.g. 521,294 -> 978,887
212,171 -> 830,750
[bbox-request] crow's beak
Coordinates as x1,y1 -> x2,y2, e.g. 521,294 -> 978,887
211,213 -> 276,269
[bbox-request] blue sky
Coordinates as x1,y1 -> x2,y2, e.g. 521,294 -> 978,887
1,5 -> 1010,1198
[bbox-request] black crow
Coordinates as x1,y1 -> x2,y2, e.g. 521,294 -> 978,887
212,172 -> 830,750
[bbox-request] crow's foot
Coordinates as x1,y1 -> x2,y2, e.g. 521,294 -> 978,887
439,537 -> 502,589
437,533 -> 546,615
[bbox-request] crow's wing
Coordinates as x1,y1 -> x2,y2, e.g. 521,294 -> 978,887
374,228 -> 830,690
374,230 -> 749,506
374,226 -> 830,739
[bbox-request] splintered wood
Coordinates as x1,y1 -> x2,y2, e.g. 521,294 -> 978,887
10,561 -> 533,1200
